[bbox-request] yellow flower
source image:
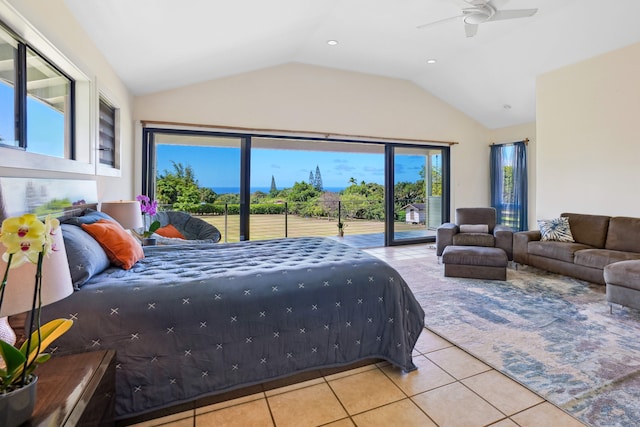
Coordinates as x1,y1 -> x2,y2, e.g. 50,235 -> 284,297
0,214 -> 47,268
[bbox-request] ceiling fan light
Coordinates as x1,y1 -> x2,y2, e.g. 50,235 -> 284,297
463,11 -> 490,25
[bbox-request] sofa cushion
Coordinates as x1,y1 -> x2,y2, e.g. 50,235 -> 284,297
574,249 -> 640,270
459,224 -> 489,233
561,213 -> 610,248
605,217 -> 640,253
453,233 -> 494,247
604,260 -> 640,289
528,241 -> 593,264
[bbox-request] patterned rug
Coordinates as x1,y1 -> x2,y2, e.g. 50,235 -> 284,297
387,248 -> 640,427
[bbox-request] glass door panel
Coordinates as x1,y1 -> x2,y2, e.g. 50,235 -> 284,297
389,146 -> 444,244
152,132 -> 242,242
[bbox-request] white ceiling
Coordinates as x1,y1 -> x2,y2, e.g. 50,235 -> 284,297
64,0 -> 640,129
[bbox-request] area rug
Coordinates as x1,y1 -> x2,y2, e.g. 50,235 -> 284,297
386,247 -> 640,427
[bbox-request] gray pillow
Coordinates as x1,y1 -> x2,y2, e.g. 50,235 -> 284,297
61,223 -> 111,289
60,208 -> 115,226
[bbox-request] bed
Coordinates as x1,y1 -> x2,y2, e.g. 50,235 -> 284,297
41,217 -> 426,419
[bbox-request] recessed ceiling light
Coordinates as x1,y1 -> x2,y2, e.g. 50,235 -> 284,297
426,58 -> 437,64
327,40 -> 339,46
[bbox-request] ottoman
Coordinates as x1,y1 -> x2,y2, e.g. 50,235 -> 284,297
442,246 -> 508,280
604,260 -> 640,312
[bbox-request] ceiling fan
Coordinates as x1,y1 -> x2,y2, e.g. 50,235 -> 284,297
417,0 -> 538,37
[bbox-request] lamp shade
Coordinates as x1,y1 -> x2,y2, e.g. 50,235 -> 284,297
0,228 -> 73,317
100,200 -> 144,230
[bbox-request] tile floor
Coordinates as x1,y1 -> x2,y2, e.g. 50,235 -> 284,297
126,245 -> 587,427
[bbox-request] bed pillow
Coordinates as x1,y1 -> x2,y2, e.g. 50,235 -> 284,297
538,217 -> 575,242
61,208 -> 116,226
459,224 -> 489,234
155,224 -> 185,239
61,224 -> 111,289
81,219 -> 144,270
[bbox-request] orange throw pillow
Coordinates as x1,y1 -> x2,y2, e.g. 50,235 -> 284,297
155,224 -> 186,239
81,219 -> 144,270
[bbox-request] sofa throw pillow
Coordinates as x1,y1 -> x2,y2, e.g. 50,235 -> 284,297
538,217 -> 575,242
459,224 -> 489,234
155,224 -> 185,239
81,219 -> 144,269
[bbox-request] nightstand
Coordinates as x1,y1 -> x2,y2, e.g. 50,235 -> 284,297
26,349 -> 116,426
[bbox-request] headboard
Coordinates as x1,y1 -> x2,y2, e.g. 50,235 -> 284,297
0,177 -> 98,222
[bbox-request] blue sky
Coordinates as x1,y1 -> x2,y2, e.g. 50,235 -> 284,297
157,145 -> 427,190
0,83 -> 65,157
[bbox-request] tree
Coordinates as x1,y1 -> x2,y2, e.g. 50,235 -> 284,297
287,181 -> 319,202
503,165 -> 514,204
156,161 -> 200,207
199,187 -> 217,204
270,175 -> 278,196
313,165 -> 323,191
309,171 -> 314,185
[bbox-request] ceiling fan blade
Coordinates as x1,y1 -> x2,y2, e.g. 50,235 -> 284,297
489,8 -> 537,21
465,23 -> 478,37
417,14 -> 464,29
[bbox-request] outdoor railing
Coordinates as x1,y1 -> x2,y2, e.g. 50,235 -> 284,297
163,198 -> 441,243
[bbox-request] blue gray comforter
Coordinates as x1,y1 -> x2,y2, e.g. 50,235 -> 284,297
43,237 -> 425,419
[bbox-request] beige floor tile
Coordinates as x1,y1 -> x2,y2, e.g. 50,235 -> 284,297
426,346 -> 491,379
263,377 -> 325,397
322,362 -> 379,381
196,392 -> 265,415
157,418 -> 194,427
195,398 -> 273,427
127,411 -> 193,427
323,418 -> 356,427
267,382 -> 347,427
329,368 -> 406,415
351,398 -> 437,427
488,419 -> 520,427
381,354 -> 456,396
414,328 -> 453,354
462,370 -> 544,416
412,382 -> 505,427
511,402 -> 587,427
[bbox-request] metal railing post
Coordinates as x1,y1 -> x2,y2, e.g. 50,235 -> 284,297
285,202 -> 288,238
224,203 -> 228,243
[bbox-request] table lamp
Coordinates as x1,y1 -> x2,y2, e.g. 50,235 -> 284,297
0,229 -> 73,344
100,200 -> 144,231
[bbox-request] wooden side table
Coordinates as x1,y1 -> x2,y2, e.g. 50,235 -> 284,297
26,350 -> 116,426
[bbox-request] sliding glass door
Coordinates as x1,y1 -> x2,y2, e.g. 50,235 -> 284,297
387,145 -> 448,245
143,128 -> 449,247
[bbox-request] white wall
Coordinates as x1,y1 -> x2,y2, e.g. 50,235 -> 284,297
536,42 -> 640,220
134,62 -> 492,215
0,0 -> 135,202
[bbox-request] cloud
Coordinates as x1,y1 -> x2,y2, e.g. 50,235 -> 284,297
334,163 -> 356,172
364,166 -> 384,176
271,164 -> 281,169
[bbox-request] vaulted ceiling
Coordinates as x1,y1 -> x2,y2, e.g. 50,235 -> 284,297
64,0 -> 640,129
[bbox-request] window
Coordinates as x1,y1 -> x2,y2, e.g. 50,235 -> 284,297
490,141 -> 528,231
0,24 -> 74,159
98,96 -> 117,167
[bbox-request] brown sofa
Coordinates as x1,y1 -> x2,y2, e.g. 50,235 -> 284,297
513,213 -> 640,285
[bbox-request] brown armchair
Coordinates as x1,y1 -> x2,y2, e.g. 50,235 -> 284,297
436,207 -> 514,260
